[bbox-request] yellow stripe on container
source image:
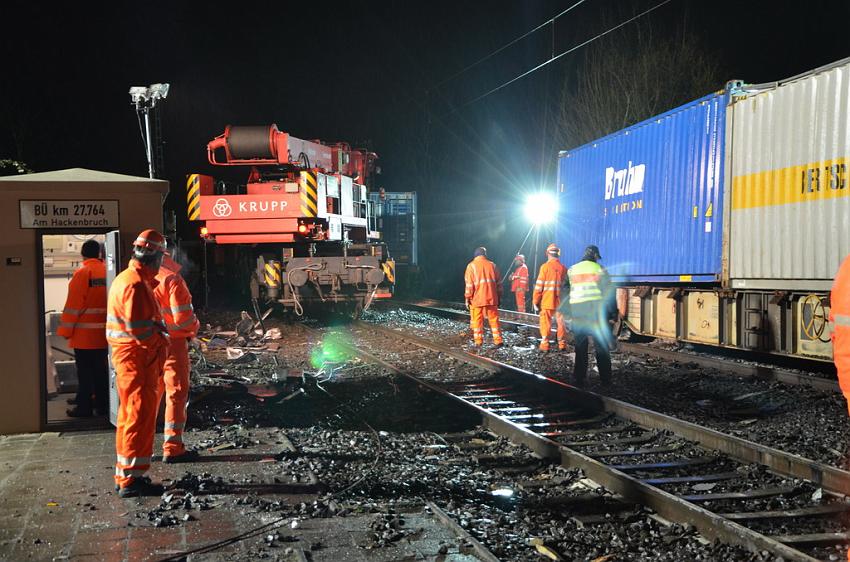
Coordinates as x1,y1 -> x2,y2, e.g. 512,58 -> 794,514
732,157 -> 848,210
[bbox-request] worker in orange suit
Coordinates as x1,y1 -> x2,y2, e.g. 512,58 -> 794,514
58,240 -> 108,417
107,229 -> 169,497
464,246 -> 503,348
831,253 -> 850,415
510,254 -> 529,313
154,244 -> 201,463
532,243 -> 568,352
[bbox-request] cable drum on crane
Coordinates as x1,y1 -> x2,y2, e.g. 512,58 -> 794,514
226,125 -> 279,159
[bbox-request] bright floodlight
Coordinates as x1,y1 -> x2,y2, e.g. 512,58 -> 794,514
129,83 -> 170,106
524,192 -> 558,224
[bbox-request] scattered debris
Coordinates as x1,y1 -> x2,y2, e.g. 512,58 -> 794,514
236,311 -> 254,338
529,537 -> 563,561
264,327 -> 282,340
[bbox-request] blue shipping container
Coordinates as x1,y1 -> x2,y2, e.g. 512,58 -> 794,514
554,92 -> 727,283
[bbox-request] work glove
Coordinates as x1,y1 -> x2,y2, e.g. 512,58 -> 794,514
532,304 -> 539,314
465,299 -> 471,311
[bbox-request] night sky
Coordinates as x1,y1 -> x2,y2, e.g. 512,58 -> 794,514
2,0 -> 848,299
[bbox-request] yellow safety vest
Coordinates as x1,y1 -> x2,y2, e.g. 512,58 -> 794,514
568,260 -> 603,304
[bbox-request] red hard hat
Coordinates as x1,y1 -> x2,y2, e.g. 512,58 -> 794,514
546,243 -> 560,256
133,229 -> 166,254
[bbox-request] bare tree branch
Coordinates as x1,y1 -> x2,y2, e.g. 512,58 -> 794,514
554,11 -> 721,150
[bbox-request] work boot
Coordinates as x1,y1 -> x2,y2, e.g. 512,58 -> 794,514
66,406 -> 93,418
118,477 -> 164,498
163,450 -> 200,464
493,342 -> 504,349
66,397 -> 78,405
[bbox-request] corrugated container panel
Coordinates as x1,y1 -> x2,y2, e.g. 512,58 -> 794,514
728,58 -> 850,291
555,93 -> 727,282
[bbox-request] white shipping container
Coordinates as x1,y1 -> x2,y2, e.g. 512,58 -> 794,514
726,58 -> 850,291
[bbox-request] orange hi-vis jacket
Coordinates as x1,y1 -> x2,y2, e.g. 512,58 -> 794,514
155,256 -> 200,340
465,255 -> 502,307
533,257 -> 567,310
107,260 -> 168,349
511,263 -> 529,292
57,258 -> 107,349
831,254 -> 850,408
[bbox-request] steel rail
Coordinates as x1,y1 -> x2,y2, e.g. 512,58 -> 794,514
356,318 -> 850,495
426,501 -> 503,562
397,298 -> 840,393
308,321 -> 823,561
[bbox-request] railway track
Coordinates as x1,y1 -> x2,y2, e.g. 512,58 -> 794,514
398,298 -> 840,393
305,317 -> 850,561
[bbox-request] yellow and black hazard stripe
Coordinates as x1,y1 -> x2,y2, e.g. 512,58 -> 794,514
381,259 -> 396,284
186,174 -> 201,221
299,171 -> 318,218
264,260 -> 282,288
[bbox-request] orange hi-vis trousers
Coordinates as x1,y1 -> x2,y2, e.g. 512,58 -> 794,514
539,308 -> 567,350
470,306 -> 502,345
158,337 -> 191,457
833,320 -> 850,415
113,343 -> 167,489
515,290 -> 526,313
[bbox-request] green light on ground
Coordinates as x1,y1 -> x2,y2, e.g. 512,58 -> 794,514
310,333 -> 351,368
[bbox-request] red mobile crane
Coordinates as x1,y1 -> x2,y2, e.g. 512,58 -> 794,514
187,124 -> 394,316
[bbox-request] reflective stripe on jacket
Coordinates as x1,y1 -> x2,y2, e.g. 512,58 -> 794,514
568,260 -> 604,304
464,256 -> 502,307
57,258 -> 107,349
511,263 -> 529,292
831,254 -> 850,394
107,259 -> 168,348
532,258 -> 567,310
155,255 -> 200,339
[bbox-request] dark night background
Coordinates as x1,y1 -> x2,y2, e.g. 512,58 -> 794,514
2,0 -> 848,302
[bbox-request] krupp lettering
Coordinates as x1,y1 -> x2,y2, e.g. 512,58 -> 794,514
605,161 -> 645,200
237,200 -> 289,213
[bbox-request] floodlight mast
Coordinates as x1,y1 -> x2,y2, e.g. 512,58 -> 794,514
129,83 -> 169,179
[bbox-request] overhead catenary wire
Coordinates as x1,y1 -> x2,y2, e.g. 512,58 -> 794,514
430,0 -> 588,92
458,0 -> 676,111
388,0 -> 590,117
